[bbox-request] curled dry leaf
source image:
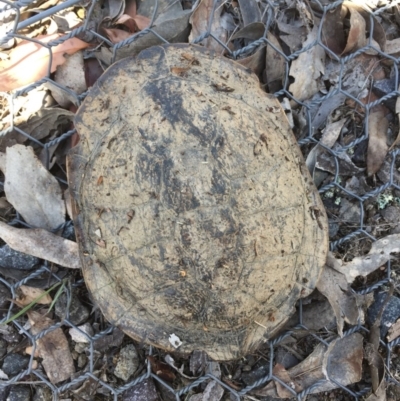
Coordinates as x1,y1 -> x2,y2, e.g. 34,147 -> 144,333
16,285 -> 52,306
99,9 -> 191,64
0,34 -> 89,91
265,32 -> 285,92
0,105 -> 74,153
329,234 -> 400,283
0,221 -> 80,269
189,0 -> 228,53
28,310 -> 75,383
237,0 -> 261,26
3,145 -> 65,231
289,26 -> 325,104
389,83 -> 400,151
367,105 -> 389,176
254,333 -> 363,397
322,1 -> 386,57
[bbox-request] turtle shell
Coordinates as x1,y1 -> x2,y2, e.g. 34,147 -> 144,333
68,44 -> 328,361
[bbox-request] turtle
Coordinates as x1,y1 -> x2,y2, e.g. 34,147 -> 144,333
68,43 -> 329,361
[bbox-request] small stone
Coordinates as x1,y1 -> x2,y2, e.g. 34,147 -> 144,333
114,344 -> 139,381
368,292 -> 400,338
123,379 -> 159,401
0,283 -> 11,314
202,381 -> 223,401
1,326 -> 22,344
69,323 -> 94,343
339,198 -> 361,224
2,353 -> 29,376
6,385 -> 31,401
55,292 -> 89,325
0,245 -> 39,270
77,354 -> 87,369
381,206 -> 400,234
33,386 -> 52,401
241,364 -> 269,386
0,387 -> 9,401
0,338 -> 8,359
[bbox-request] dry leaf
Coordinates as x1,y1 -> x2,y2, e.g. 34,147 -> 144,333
342,7 -> 367,55
273,364 -> 302,398
329,234 -> 400,283
236,45 -> 265,78
254,333 -> 363,397
0,34 -> 89,91
16,285 -> 52,306
317,260 -> 361,336
237,0 -> 261,26
367,105 -> 389,176
0,221 -> 80,269
265,32 -> 285,92
387,319 -> 400,342
98,9 -> 191,64
3,145 -> 65,231
53,51 -> 87,108
28,310 -> 75,383
389,83 -> 400,151
289,26 -> 325,104
306,118 -> 346,175
0,108 -> 74,152
189,0 -> 227,53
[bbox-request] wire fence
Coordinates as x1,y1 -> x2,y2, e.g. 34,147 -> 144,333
0,0 -> 399,400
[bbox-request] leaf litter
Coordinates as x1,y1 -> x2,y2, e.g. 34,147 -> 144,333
1,0 -> 400,399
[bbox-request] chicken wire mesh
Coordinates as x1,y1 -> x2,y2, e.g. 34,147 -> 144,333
0,0 -> 400,400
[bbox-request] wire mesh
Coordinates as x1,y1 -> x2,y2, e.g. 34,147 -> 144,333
0,0 -> 399,400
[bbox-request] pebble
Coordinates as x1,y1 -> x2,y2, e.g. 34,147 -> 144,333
114,344 -> 139,381
123,379 -> 159,401
69,323 -> 93,343
7,386 -> 31,401
55,292 -> 89,325
241,364 -> 269,386
368,291 -> 400,337
2,354 -> 29,376
32,386 -> 52,401
0,246 -> 38,270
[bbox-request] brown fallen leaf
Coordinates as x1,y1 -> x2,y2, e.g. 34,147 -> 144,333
342,7 -> 367,55
265,32 -> 285,93
317,259 -> 361,336
253,333 -> 363,397
0,34 -> 90,91
289,26 -> 325,104
236,45 -> 266,78
189,0 -> 227,53
389,84 -> 400,151
329,234 -> 400,283
16,285 -> 52,306
28,310 -> 75,383
367,105 -> 389,176
322,2 -> 386,57
2,145 -> 65,231
273,364 -> 302,398
148,355 -> 176,382
0,221 -> 80,269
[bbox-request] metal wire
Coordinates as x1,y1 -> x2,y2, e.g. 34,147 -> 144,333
0,0 -> 399,399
